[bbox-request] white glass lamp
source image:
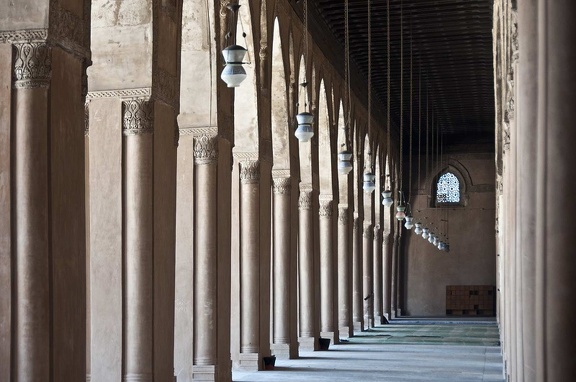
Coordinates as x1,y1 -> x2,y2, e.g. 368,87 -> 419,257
363,172 -> 376,193
337,150 -> 353,175
295,112 -> 314,142
381,190 -> 393,207
422,227 -> 430,239
221,45 -> 248,87
414,222 -> 422,235
395,205 -> 406,221
404,216 -> 414,230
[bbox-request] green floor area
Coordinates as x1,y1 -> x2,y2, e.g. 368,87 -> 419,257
348,322 -> 500,346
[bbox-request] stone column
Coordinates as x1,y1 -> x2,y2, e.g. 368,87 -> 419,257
192,134 -> 219,376
297,186 -> 317,350
238,160 -> 262,370
123,100 -> 154,382
352,217 -> 364,331
390,232 -> 399,318
373,225 -> 383,324
518,1 -> 537,380
362,224 -> 374,329
337,206 -> 353,338
271,176 -> 297,358
382,233 -> 392,321
319,198 -> 337,343
1,13 -> 89,379
535,1 -> 576,379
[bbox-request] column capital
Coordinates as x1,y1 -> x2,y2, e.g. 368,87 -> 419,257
382,232 -> 391,245
239,160 -> 260,184
352,217 -> 362,231
272,177 -> 291,194
338,206 -> 349,225
298,191 -> 312,210
13,42 -> 51,89
194,135 -> 219,165
123,99 -> 154,136
373,225 -> 381,238
318,199 -> 333,218
363,224 -> 373,239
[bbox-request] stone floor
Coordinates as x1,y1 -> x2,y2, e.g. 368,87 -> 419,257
234,318 -> 504,382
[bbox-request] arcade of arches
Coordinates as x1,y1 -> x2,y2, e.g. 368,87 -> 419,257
0,0 -> 575,381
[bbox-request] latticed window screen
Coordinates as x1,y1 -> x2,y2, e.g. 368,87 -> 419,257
436,172 -> 460,203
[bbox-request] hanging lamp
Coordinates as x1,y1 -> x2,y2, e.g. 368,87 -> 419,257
396,191 -> 406,221
395,0 -> 406,221
221,3 -> 248,87
363,152 -> 376,193
414,222 -> 422,235
422,227 -> 430,239
338,0 -> 354,175
295,0 -> 314,142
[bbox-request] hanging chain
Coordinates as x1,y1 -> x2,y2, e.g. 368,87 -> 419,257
345,0 -> 352,144
426,90 -> 429,185
386,0 -> 391,183
368,0 -> 372,159
418,66 -> 422,194
399,0 -> 404,193
303,0 -> 309,109
408,29 -> 413,204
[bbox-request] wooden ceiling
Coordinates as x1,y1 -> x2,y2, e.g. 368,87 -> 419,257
293,0 -> 495,151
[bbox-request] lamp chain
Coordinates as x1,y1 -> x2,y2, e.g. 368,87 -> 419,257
386,0 -> 391,178
399,0 -> 403,193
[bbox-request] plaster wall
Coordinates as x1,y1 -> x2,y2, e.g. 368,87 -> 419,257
405,154 -> 496,316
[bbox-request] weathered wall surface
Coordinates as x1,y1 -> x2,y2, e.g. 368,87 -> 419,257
404,153 -> 496,316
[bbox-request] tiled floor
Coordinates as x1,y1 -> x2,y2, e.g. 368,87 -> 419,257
234,318 -> 505,382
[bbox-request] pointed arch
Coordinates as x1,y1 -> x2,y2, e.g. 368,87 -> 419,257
318,78 -> 333,195
271,17 -> 291,169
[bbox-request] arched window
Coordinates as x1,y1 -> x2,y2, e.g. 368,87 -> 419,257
436,172 -> 461,204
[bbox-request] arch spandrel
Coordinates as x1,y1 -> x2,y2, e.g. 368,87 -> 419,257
178,0 -> 217,128
271,17 -> 291,170
318,79 -> 333,194
337,99 -> 350,203
234,2 -> 259,152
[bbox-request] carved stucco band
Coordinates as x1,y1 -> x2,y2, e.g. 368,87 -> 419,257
240,161 -> 260,184
122,99 -> 154,136
319,200 -> 333,218
13,42 -> 51,89
353,218 -> 361,231
338,207 -> 349,225
363,225 -> 373,240
272,177 -> 291,194
298,192 -> 312,210
194,135 -> 219,165
84,101 -> 90,137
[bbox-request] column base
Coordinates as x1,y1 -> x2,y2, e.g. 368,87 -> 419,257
396,308 -> 402,317
320,331 -> 337,345
298,336 -> 316,351
363,316 -> 375,330
235,352 -> 261,371
192,365 -> 231,382
339,325 -> 352,340
123,373 -> 153,382
353,320 -> 363,334
270,342 -> 298,359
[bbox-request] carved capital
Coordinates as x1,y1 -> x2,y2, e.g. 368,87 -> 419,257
363,225 -> 373,239
240,160 -> 260,184
13,42 -> 51,88
84,101 -> 90,137
352,217 -> 362,231
338,207 -> 349,225
319,200 -> 333,218
273,177 -> 291,194
123,99 -> 154,136
194,135 -> 219,165
374,225 -> 381,238
298,191 -> 312,210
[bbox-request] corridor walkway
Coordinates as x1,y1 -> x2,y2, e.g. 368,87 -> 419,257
234,319 -> 504,382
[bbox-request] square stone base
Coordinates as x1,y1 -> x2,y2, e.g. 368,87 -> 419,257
353,320 -> 363,333
339,325 -> 352,340
299,336 -> 316,351
320,331 -> 337,345
271,342 -> 298,359
235,352 -> 261,371
191,364 -> 231,382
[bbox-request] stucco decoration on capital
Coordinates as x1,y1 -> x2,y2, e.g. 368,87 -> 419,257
374,224 -> 380,238
85,101 -> 90,137
13,42 -> 51,89
122,99 -> 154,136
194,135 -> 219,165
298,192 -> 313,210
240,160 -> 260,184
338,206 -> 349,225
353,217 -> 361,231
319,199 -> 333,218
363,225 -> 373,240
273,177 -> 291,194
